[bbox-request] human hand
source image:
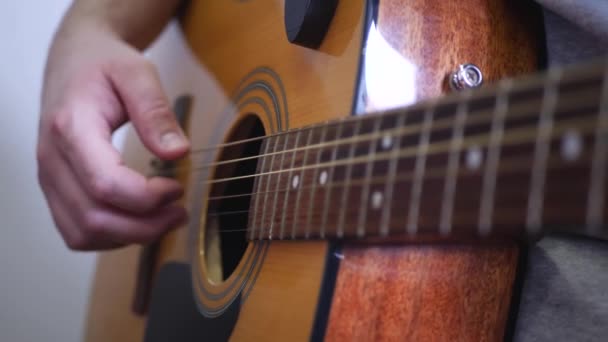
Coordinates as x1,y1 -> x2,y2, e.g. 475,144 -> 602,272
37,25 -> 189,250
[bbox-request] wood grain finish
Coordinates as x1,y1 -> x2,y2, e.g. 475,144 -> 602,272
325,244 -> 519,341
362,0 -> 541,112
324,0 -> 543,340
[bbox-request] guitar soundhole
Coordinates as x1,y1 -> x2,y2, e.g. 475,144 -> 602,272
204,115 -> 265,283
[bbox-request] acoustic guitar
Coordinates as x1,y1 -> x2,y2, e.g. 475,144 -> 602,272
85,1 -> 607,341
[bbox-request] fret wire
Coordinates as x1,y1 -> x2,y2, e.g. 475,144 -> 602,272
440,91 -> 471,236
249,139 -> 271,240
526,68 -> 562,233
189,106 -> 494,171
380,112 -> 407,237
190,120 -> 338,155
305,124 -> 329,239
407,102 -> 436,235
279,129 -> 302,239
255,141 -> 596,209
259,135 -> 282,240
356,115 -> 384,238
336,120 -> 361,238
243,152 -> 596,239
586,64 -> 608,231
319,125 -> 341,239
291,128 -> 315,239
185,87 -> 597,177
206,116 -> 597,187
268,133 -> 290,239
478,79 -> 513,235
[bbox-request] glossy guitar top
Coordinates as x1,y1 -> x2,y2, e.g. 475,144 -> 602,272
85,1 -> 545,341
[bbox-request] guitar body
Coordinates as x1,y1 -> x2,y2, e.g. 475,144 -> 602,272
85,1 -> 542,341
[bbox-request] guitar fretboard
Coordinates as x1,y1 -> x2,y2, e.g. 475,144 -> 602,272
244,58 -> 608,242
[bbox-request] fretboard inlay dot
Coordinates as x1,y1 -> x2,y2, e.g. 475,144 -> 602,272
319,170 -> 328,185
466,145 -> 483,170
246,60 -> 608,243
292,175 -> 300,189
381,133 -> 393,150
371,191 -> 383,210
561,129 -> 583,162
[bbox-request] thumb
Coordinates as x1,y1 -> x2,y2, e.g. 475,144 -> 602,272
107,58 -> 190,160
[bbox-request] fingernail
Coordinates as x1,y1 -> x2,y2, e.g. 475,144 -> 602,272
160,131 -> 187,150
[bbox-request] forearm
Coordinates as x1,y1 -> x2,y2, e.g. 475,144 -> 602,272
60,0 -> 182,50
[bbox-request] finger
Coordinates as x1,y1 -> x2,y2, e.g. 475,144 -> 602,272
39,158 -> 124,250
106,58 -> 190,160
52,103 -> 185,214
83,203 -> 188,246
48,151 -> 187,249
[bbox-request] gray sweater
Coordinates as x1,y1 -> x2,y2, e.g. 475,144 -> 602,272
515,2 -> 608,341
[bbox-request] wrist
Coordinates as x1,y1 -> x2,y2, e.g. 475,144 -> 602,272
58,0 -> 180,51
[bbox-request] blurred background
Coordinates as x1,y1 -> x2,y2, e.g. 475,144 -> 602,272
0,2 -> 180,341
0,1 -> 95,341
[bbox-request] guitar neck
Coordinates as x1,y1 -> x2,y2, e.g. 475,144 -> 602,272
247,58 -> 608,242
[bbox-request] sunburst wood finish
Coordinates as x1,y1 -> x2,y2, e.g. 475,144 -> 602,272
85,0 -> 546,341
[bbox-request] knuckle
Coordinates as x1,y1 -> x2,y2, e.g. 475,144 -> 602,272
136,229 -> 160,244
35,146 -> 56,183
111,55 -> 154,76
81,209 -> 108,238
65,234 -> 91,251
37,168 -> 50,194
64,231 -> 93,251
35,144 -> 51,171
49,112 -> 71,140
35,144 -> 46,164
89,175 -> 114,202
147,103 -> 173,124
139,58 -> 156,73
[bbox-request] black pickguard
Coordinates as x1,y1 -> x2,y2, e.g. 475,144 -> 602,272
144,263 -> 240,342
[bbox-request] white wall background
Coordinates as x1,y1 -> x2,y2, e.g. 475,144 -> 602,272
0,1 -> 187,340
0,2 -> 94,341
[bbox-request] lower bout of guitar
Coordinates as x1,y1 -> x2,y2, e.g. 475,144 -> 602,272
85,238 -> 518,342
229,241 -> 519,341
325,243 -> 519,341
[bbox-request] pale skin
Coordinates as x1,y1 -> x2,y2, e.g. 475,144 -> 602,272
37,0 -> 187,250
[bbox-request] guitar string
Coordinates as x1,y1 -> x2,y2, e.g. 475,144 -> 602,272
207,152 -> 595,220
195,152 -> 597,236
189,67 -> 607,236
198,107 -> 591,199
197,116 -> 597,186
156,85 -> 600,176
199,120 -> 594,201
